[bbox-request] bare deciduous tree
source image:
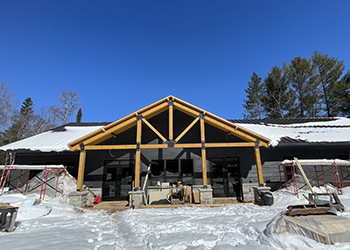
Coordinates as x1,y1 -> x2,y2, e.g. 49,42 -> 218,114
54,90 -> 81,125
0,82 -> 16,129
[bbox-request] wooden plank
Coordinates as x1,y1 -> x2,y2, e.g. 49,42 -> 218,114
142,118 -> 167,142
134,119 -> 142,189
76,150 -> 86,191
294,157 -> 315,194
254,146 -> 264,186
175,116 -> 199,143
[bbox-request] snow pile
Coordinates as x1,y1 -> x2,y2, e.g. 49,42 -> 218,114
1,187 -> 350,249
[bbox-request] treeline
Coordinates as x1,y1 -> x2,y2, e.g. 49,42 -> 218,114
0,82 -> 82,147
242,51 -> 350,119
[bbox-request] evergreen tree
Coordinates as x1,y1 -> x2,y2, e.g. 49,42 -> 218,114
312,51 -> 345,117
242,72 -> 263,119
262,65 -> 295,118
76,108 -> 82,123
286,57 -> 318,117
332,70 -> 350,117
0,97 -> 35,144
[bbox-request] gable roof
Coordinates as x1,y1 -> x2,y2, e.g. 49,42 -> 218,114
2,98 -> 350,153
68,95 -> 271,151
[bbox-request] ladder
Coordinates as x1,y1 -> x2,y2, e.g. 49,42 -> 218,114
314,165 -> 328,193
331,162 -> 343,195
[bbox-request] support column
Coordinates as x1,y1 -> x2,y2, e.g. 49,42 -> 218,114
168,100 -> 174,142
134,116 -> 142,189
77,143 -> 86,191
254,140 -> 264,186
199,114 -> 208,187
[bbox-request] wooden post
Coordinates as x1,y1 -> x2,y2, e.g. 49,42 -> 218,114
134,117 -> 142,189
200,114 -> 208,187
168,100 -> 174,141
76,143 -> 86,191
254,140 -> 264,186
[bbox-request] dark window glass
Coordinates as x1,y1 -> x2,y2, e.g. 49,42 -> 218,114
151,160 -> 164,177
181,159 -> 193,177
166,160 -> 179,177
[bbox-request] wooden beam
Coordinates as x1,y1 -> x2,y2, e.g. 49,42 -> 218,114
70,102 -> 169,151
174,143 -> 202,148
200,115 -> 208,187
84,142 -> 255,150
141,144 -> 168,149
205,142 -> 256,148
254,144 -> 264,186
175,116 -> 199,143
173,102 -> 259,144
169,100 -> 173,141
142,117 -> 167,142
76,148 -> 86,191
134,119 -> 142,189
85,145 -> 137,150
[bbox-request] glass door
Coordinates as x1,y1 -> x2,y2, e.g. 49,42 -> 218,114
102,160 -> 133,201
210,157 -> 241,198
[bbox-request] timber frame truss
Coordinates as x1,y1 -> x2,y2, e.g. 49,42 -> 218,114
68,96 -> 270,191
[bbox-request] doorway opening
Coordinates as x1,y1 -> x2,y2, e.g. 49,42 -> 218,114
102,160 -> 134,201
210,157 -> 241,198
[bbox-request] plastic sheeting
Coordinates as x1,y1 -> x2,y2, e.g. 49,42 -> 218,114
273,214 -> 350,244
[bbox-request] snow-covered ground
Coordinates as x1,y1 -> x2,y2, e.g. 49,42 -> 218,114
1,187 -> 350,250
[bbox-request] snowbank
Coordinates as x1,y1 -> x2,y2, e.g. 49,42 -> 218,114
1,187 -> 350,249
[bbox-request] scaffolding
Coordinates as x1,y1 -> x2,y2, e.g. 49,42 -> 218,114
279,159 -> 346,196
0,165 -> 67,201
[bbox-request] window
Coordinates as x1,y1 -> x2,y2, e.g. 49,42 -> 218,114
151,160 -> 164,177
166,160 -> 179,177
150,159 -> 194,185
181,159 -> 193,177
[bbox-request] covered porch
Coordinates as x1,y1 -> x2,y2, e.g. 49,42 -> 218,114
68,96 -> 270,206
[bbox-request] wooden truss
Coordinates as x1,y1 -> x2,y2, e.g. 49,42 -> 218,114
68,96 -> 270,191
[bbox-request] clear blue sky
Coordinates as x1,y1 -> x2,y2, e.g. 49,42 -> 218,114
1,1 -> 349,122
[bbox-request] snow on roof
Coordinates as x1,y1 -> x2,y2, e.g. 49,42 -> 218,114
0,164 -> 65,170
232,117 -> 350,147
281,159 -> 350,166
1,117 -> 350,153
0,124 -> 106,152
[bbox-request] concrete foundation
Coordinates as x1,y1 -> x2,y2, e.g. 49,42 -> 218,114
128,190 -> 144,209
199,188 -> 213,204
68,191 -> 89,208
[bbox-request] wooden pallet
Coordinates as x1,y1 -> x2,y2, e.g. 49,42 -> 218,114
287,203 -> 331,216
